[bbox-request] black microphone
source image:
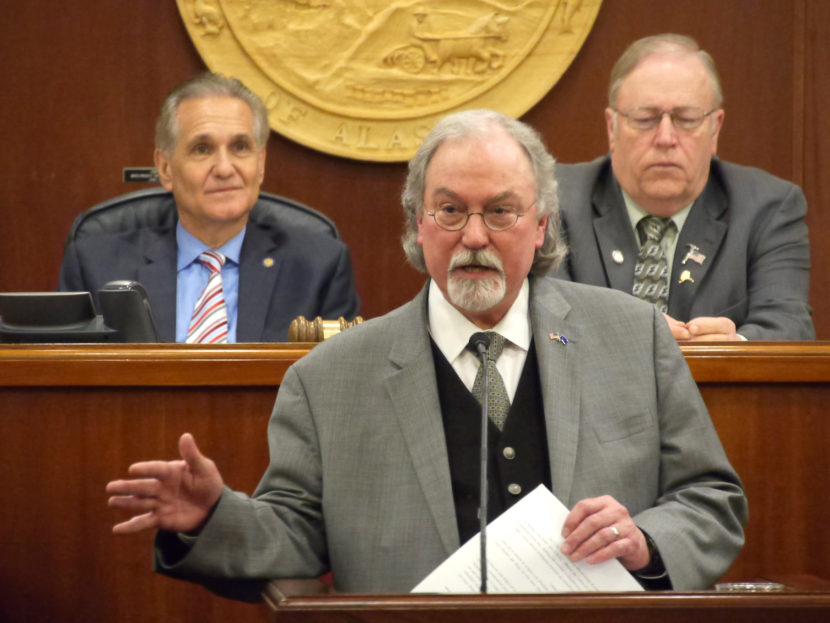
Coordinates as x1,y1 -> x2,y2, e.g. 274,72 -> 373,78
467,332 -> 490,356
466,331 -> 490,593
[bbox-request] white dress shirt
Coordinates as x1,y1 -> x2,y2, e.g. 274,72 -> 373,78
427,278 -> 532,402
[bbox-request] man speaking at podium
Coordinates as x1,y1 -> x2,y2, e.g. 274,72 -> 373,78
107,110 -> 747,597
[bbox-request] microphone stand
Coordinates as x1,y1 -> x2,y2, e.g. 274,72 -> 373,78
478,345 -> 489,594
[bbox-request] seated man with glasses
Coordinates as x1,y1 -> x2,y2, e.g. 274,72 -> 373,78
554,33 -> 813,341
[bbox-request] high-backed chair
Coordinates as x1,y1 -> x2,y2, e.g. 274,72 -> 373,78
67,187 -> 340,244
60,187 -> 359,343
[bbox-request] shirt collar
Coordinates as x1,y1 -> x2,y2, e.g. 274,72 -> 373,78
176,221 -> 246,270
621,189 -> 693,234
427,278 -> 531,364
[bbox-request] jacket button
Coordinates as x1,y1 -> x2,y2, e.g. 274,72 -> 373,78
502,446 -> 516,460
508,483 -> 522,495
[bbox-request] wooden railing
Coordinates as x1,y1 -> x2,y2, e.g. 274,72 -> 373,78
2,341 -> 829,385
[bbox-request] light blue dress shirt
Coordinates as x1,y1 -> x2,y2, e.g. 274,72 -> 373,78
176,222 -> 244,343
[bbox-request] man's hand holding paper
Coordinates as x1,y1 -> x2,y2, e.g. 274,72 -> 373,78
561,495 -> 650,571
412,486 -> 644,593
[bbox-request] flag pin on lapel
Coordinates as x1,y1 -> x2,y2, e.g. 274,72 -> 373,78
549,333 -> 568,344
682,243 -> 706,265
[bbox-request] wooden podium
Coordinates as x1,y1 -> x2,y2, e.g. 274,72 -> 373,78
263,577 -> 830,623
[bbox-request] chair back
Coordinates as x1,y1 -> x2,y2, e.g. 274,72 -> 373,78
67,187 -> 340,245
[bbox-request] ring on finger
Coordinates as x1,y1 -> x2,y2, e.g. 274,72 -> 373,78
610,525 -> 620,540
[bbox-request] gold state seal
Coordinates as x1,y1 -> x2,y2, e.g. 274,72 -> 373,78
177,0 -> 602,162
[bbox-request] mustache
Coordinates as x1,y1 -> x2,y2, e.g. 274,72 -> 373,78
448,249 -> 504,273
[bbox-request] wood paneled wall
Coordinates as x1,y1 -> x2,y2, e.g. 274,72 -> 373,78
0,1 -> 827,334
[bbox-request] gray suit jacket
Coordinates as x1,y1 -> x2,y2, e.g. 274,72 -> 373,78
555,156 -> 814,339
156,277 -> 746,596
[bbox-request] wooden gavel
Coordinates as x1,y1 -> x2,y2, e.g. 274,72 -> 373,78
288,315 -> 364,342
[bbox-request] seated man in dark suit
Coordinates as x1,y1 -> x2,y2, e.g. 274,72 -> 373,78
554,34 -> 813,341
59,72 -> 359,343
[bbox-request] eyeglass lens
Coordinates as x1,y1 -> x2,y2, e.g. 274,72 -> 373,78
623,107 -> 711,131
432,207 -> 520,231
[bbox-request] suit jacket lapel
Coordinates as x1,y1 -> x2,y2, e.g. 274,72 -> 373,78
592,172 -> 639,293
529,277 -> 583,507
669,173 -> 728,320
384,284 -> 459,556
237,225 -> 279,342
137,231 -> 178,342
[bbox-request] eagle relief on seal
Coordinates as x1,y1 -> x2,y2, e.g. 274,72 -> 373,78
178,0 -> 602,161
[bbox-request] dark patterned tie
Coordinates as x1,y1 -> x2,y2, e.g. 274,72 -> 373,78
186,251 -> 229,344
633,216 -> 671,313
471,331 -> 510,431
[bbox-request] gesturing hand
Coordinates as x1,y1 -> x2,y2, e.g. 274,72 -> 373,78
106,433 -> 224,535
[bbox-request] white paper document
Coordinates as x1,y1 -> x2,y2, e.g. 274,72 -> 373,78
412,484 -> 644,593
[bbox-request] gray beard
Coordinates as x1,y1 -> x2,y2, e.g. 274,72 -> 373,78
446,249 -> 507,313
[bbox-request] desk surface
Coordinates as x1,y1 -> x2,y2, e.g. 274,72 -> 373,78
264,576 -> 830,623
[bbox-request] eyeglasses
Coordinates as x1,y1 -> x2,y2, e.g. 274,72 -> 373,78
614,107 -> 718,132
425,203 -> 531,232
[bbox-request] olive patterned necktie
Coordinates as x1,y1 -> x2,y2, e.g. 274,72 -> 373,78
471,331 -> 510,431
633,216 -> 672,313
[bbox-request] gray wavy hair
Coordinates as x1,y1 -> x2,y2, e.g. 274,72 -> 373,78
155,72 -> 270,155
401,109 -> 565,275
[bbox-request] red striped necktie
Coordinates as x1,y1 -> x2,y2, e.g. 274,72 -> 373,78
186,251 -> 229,344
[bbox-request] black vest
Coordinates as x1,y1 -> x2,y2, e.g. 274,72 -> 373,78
431,339 -> 551,544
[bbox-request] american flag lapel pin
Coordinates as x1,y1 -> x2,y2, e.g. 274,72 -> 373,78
682,243 -> 706,265
549,333 -> 568,345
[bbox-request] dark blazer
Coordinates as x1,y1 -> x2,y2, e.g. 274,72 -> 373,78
58,209 -> 360,343
155,277 -> 746,595
554,156 -> 814,340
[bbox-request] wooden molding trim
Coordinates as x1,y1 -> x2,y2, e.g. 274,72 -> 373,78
1,342 -> 829,386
